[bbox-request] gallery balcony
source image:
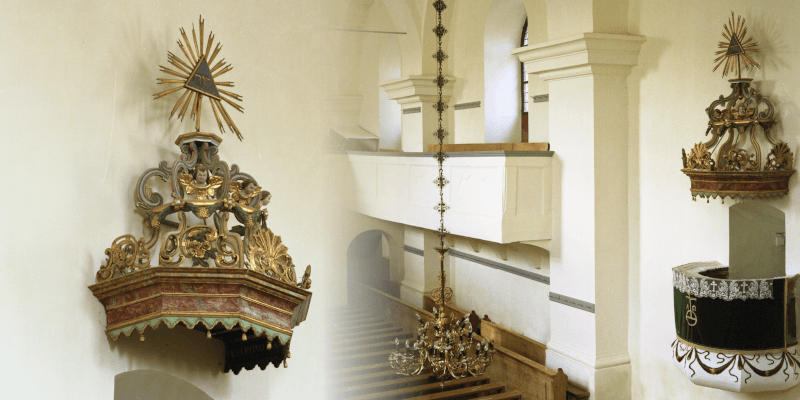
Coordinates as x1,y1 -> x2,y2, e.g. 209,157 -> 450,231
344,146 -> 552,245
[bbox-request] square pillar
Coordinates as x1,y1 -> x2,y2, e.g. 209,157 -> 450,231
516,32 -> 645,400
380,76 -> 455,152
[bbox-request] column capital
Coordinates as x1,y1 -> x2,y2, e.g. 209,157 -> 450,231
380,75 -> 456,106
513,33 -> 645,81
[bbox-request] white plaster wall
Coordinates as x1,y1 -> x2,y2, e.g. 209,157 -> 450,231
629,1 -> 800,399
483,0 -> 526,144
450,0 -> 491,144
450,240 -> 551,345
398,226 -> 425,307
358,0 -> 396,138
378,36 -> 402,150
0,1 -> 342,398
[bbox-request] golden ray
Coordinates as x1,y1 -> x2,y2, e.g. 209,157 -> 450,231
177,40 -> 194,66
213,65 -> 233,79
154,86 -> 184,99
216,99 -> 242,140
199,18 -> 205,58
218,89 -> 242,101
155,17 -> 243,138
219,94 -> 243,113
195,94 -> 203,132
170,90 -> 191,119
209,96 -> 225,133
215,99 -> 233,129
191,24 -> 200,58
191,91 -> 200,120
179,91 -> 195,121
167,52 -> 192,74
205,33 -> 214,61
180,28 -> 197,64
159,66 -> 189,79
208,43 -> 222,65
713,11 -> 760,78
741,52 -> 760,68
157,79 -> 186,85
210,59 -> 226,73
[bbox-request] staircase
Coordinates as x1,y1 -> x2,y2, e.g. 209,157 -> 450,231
328,307 -> 523,400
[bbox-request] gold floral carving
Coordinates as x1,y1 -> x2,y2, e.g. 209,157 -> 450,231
766,142 -> 794,171
97,235 -> 151,282
186,232 -> 213,259
246,228 -> 298,285
196,206 -> 210,219
687,143 -> 714,171
159,214 -> 241,268
722,148 -> 754,171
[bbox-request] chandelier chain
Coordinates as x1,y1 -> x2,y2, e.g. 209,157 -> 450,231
389,0 -> 494,380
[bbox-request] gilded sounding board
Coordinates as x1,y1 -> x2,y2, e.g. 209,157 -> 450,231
89,17 -> 312,374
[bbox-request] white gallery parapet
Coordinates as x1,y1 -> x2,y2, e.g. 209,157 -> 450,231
345,150 -> 552,244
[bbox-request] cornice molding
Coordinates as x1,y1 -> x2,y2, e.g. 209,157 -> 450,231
513,33 -> 646,81
379,75 -> 456,105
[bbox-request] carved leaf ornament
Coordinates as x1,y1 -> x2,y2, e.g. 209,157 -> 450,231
687,142 -> 714,171
247,228 -> 298,285
766,142 -> 794,171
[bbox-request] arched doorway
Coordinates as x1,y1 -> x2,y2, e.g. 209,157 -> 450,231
114,370 -> 213,400
347,230 -> 402,303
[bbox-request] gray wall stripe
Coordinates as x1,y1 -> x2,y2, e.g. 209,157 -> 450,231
533,94 -> 549,103
454,101 -> 481,110
449,249 -> 549,285
404,245 -> 424,256
403,107 -> 421,114
549,292 -> 595,313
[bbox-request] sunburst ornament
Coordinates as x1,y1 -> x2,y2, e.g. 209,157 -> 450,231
713,12 -> 760,79
154,16 -> 244,140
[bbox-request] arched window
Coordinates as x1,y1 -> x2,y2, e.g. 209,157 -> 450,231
521,18 -> 528,142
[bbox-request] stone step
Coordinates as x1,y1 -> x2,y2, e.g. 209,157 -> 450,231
347,375 -> 491,400
473,390 -> 523,400
335,374 -> 432,398
404,382 -> 507,400
330,369 -> 407,389
332,362 -> 395,379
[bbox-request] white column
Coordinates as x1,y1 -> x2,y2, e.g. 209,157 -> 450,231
380,76 -> 455,152
515,33 -> 645,400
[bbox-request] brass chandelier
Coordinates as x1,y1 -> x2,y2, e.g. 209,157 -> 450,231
388,0 -> 494,380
